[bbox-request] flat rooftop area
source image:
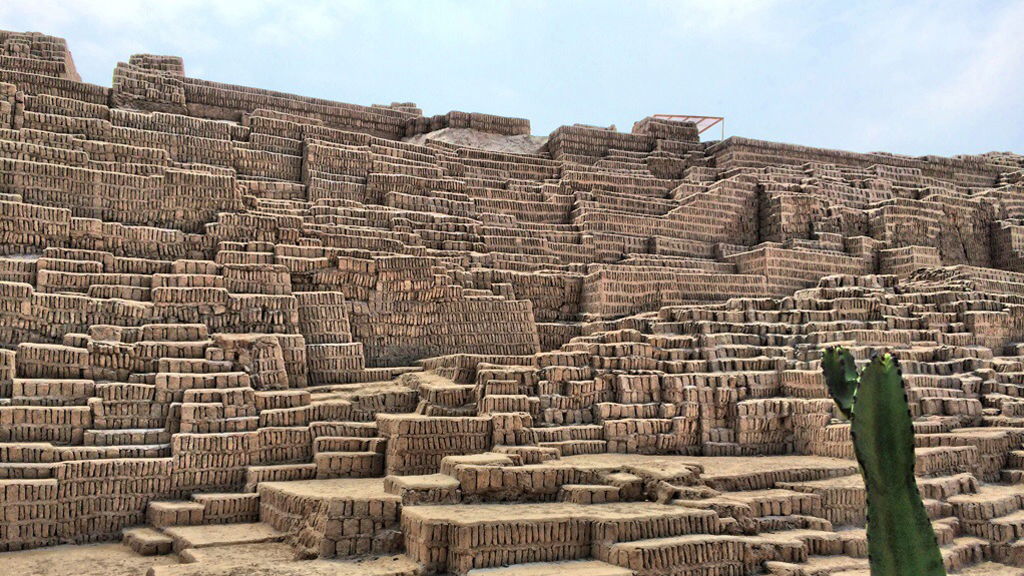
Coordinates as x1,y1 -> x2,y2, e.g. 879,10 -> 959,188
560,453 -> 858,480
259,477 -> 398,501
401,500 -> 717,524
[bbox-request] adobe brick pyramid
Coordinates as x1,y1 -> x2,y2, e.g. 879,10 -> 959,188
1,29 -> 1024,576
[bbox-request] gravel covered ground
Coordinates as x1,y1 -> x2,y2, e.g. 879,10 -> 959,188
0,543 -> 179,576
406,127 -> 548,155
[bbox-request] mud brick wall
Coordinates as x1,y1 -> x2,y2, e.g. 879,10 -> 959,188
469,268 -> 584,322
0,276 -> 306,353
222,263 -> 292,295
182,77 -> 414,138
0,69 -> 109,105
992,222 -> 1024,273
444,458 -> 602,502
111,61 -> 186,114
349,298 -> 540,367
260,481 -> 403,558
0,196 -> 71,255
710,136 -> 1002,188
377,414 -> 493,475
0,404 -> 92,443
632,117 -> 700,142
537,322 -> 583,351
406,111 -> 531,137
0,348 -> 13,398
65,218 -> 207,260
548,124 -> 657,160
760,192 -> 830,243
930,193 -> 993,266
306,342 -> 366,385
0,31 -> 80,81
1,455 -> 182,551
128,54 -> 185,77
879,245 -> 942,276
0,158 -> 241,233
581,265 -> 768,318
295,291 -> 353,344
0,478 -> 58,551
728,245 -> 873,296
208,212 -> 302,245
55,458 -> 175,543
418,354 -> 537,385
867,198 -> 943,253
603,414 -> 701,455
212,333 -> 290,391
402,504 -> 724,575
0,82 -> 14,126
401,509 -> 593,573
170,432 -> 258,492
2,27 -> 1024,559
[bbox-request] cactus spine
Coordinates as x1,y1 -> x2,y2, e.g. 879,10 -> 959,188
821,347 -> 946,576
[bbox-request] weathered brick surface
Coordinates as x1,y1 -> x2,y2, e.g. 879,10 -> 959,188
2,27 -> 1024,576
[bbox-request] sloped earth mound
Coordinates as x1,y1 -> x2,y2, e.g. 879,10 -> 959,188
406,127 -> 548,155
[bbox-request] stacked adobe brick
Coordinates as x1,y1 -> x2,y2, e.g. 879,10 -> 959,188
2,28 -> 1024,575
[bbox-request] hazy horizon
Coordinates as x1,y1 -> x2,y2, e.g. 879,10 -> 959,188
2,0 -> 1022,157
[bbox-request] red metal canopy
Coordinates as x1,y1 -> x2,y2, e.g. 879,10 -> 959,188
652,114 -> 725,139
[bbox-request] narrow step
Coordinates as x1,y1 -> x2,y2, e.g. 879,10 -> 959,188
122,526 -> 174,556
765,554 -> 868,575
313,436 -> 386,454
949,484 -> 1024,524
191,492 -> 261,525
11,378 -> 95,406
314,451 -> 384,478
530,425 -> 604,443
941,537 -> 989,573
161,522 -> 284,553
148,554 -> 421,576
558,484 -> 621,505
383,473 -> 461,505
310,420 -> 378,438
84,428 -> 169,446
968,509 -> 1024,543
538,439 -> 609,456
0,462 -> 55,479
604,533 -> 804,576
64,444 -> 172,459
147,500 -> 206,528
244,462 -> 317,492
466,560 -> 634,576
717,488 -> 824,519
156,358 -> 234,374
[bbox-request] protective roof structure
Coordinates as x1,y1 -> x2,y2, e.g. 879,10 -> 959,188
652,114 -> 725,139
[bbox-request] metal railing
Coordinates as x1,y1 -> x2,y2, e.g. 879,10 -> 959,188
652,114 -> 725,140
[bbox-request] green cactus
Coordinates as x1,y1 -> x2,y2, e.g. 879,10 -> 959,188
821,346 -> 858,418
821,347 -> 946,576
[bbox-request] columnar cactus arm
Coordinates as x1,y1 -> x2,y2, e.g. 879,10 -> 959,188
821,346 -> 858,418
851,354 -> 946,576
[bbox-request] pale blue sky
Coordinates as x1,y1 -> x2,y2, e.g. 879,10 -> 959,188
2,1 -> 1022,156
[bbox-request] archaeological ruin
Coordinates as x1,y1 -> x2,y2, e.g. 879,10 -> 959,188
1,28 -> 1024,576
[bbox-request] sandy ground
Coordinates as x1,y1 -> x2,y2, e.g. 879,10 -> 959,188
958,562 -> 1024,575
0,542 -> 420,576
406,127 -> 548,155
0,542 -> 179,576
